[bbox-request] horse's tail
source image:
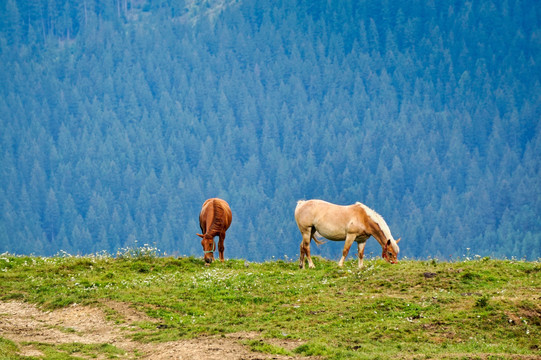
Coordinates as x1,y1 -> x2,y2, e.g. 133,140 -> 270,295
311,231 -> 326,246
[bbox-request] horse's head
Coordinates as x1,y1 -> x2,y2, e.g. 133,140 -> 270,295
382,238 -> 400,264
197,233 -> 215,265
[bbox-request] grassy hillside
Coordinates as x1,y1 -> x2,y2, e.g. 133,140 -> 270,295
0,249 -> 540,359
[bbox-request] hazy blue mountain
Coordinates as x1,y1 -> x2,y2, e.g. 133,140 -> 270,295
1,0 -> 539,261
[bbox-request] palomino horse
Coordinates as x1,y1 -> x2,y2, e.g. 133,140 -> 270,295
294,199 -> 400,269
197,198 -> 232,265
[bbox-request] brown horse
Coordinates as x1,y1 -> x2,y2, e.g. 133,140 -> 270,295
294,199 -> 400,269
197,198 -> 232,265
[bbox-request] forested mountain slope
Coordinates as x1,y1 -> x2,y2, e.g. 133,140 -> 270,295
1,0 -> 540,260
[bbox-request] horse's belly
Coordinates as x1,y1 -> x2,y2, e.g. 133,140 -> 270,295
314,216 -> 367,242
315,224 -> 347,241
324,234 -> 348,242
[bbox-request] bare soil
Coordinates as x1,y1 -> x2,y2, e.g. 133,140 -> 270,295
0,301 -> 311,359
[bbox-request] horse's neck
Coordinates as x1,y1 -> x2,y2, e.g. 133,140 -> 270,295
368,218 -> 388,248
358,203 -> 389,248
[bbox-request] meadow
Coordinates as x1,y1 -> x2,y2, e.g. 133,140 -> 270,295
0,248 -> 539,359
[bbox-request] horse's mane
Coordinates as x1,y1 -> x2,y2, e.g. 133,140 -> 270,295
356,202 -> 399,253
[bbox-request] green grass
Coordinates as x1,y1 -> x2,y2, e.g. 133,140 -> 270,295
0,337 -> 23,360
0,250 -> 540,359
244,339 -> 294,356
13,342 -> 126,360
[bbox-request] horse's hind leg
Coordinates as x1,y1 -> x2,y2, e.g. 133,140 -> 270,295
299,241 -> 305,269
305,229 -> 315,268
299,229 -> 314,269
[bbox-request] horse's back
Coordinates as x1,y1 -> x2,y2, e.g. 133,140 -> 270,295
200,198 -> 232,232
215,198 -> 232,229
295,199 -> 365,240
295,199 -> 343,225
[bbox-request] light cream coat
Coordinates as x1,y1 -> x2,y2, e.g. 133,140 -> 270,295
294,199 -> 400,269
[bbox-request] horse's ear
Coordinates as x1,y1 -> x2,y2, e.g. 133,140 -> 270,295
395,238 -> 401,244
197,233 -> 204,238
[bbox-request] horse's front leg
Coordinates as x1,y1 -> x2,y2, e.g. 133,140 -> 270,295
338,233 -> 356,267
218,232 -> 226,262
357,241 -> 367,268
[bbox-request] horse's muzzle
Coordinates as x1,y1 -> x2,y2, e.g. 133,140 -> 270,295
204,257 -> 213,264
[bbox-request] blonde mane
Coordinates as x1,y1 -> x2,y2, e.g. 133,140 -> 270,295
356,202 -> 399,253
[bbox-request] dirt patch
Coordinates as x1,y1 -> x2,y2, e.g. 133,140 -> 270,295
0,301 -> 311,359
99,300 -> 159,325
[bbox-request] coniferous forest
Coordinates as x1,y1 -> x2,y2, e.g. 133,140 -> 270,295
0,0 -> 540,261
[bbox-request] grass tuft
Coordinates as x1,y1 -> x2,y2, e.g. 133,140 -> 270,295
244,340 -> 292,355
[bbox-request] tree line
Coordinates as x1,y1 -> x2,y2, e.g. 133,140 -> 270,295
0,0 -> 539,261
